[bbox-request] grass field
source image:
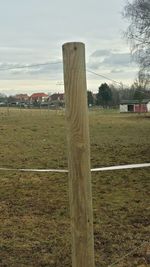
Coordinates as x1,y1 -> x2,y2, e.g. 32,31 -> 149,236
0,108 -> 150,267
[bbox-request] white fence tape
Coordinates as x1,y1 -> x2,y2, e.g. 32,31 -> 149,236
0,163 -> 150,173
91,163 -> 150,172
0,167 -> 68,173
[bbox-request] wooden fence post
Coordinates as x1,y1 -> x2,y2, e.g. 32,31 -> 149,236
62,42 -> 95,267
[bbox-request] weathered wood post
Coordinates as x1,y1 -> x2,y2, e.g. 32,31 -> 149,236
62,42 -> 95,267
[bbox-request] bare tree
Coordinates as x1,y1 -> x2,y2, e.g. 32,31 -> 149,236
123,0 -> 150,78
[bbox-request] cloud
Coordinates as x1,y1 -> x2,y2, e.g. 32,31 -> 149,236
86,48 -> 139,87
0,61 -> 63,79
90,50 -> 111,57
103,53 -> 133,66
87,61 -> 101,70
88,49 -> 137,71
110,69 -> 124,74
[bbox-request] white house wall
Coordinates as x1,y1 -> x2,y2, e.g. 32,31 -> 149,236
120,104 -> 128,112
147,102 -> 150,112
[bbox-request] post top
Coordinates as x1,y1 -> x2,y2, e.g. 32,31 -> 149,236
62,42 -> 85,49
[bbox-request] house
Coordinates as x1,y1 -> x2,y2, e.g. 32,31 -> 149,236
120,99 -> 150,113
50,93 -> 64,102
15,94 -> 29,102
30,93 -> 49,103
48,93 -> 65,107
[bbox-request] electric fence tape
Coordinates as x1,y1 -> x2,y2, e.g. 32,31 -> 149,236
0,163 -> 150,173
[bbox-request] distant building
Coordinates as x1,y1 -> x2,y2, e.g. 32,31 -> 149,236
15,94 -> 29,102
50,93 -> 64,102
48,93 -> 65,107
120,99 -> 150,113
30,93 -> 49,103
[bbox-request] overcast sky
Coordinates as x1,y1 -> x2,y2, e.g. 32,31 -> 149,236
0,0 -> 138,95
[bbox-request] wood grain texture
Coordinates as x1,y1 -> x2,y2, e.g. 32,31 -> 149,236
62,42 -> 95,267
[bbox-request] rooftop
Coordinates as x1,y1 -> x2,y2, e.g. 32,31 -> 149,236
120,99 -> 150,105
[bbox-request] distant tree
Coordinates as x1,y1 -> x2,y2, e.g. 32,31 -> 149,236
87,91 -> 94,106
0,93 -> 7,103
109,84 -> 120,107
97,83 -> 112,108
7,95 -> 17,104
132,71 -> 149,99
123,0 -> 150,78
131,71 -> 150,112
119,87 -> 135,101
32,99 -> 40,107
0,93 -> 6,98
133,89 -> 144,102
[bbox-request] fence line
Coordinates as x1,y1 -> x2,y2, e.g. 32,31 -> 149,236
0,163 -> 150,173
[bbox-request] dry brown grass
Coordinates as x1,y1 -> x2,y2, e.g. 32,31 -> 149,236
0,108 -> 150,266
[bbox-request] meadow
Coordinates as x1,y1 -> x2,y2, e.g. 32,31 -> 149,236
0,108 -> 150,267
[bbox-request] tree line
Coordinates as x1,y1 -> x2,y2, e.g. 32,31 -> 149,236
87,81 -> 150,108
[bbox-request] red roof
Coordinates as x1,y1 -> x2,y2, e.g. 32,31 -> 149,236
30,93 -> 48,99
